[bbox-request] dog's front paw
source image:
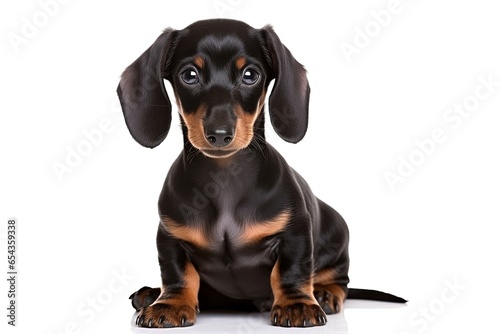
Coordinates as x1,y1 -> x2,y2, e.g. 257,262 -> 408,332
270,302 -> 327,327
135,302 -> 198,328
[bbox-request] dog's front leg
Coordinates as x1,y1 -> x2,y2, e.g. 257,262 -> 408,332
135,224 -> 200,328
270,214 -> 327,327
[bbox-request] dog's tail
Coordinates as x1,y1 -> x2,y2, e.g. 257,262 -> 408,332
347,288 -> 407,303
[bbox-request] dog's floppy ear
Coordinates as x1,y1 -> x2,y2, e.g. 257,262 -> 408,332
117,29 -> 177,148
261,26 -> 310,143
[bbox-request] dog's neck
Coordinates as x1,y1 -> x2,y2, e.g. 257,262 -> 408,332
181,139 -> 267,170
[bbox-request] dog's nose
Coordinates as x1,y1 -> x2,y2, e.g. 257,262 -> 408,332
205,126 -> 234,147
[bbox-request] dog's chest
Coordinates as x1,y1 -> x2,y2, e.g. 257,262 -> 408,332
212,211 -> 243,246
170,210 -> 285,254
165,202 -> 285,262
164,190 -> 288,250
160,193 -> 284,300
211,211 -> 283,249
189,211 -> 280,300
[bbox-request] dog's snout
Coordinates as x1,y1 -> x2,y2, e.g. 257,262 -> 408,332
205,125 -> 234,147
204,101 -> 236,148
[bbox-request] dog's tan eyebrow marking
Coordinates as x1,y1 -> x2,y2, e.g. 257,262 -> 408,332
235,57 -> 247,70
193,56 -> 204,69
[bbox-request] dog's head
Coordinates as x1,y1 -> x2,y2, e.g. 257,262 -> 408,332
117,19 -> 309,158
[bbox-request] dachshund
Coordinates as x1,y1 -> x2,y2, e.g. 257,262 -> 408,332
117,19 -> 405,328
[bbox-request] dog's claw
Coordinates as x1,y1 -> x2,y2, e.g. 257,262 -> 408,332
334,297 -> 341,313
271,303 -> 326,327
136,314 -> 145,326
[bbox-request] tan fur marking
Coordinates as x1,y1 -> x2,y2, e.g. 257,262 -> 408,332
235,57 -> 247,70
240,211 -> 290,244
155,261 -> 200,308
193,56 -> 204,69
271,261 -> 316,307
327,284 -> 346,302
142,262 -> 199,327
314,283 -> 346,312
271,260 -> 285,303
233,90 -> 266,150
183,261 -> 200,306
313,268 -> 336,285
161,216 -> 209,249
178,103 -> 207,150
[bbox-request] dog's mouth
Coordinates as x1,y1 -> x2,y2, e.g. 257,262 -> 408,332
200,148 -> 239,159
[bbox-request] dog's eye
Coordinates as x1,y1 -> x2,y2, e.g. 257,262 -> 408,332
181,69 -> 199,84
242,69 -> 259,85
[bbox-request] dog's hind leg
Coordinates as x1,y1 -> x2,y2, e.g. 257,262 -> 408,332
129,286 -> 161,311
313,200 -> 350,314
313,281 -> 347,314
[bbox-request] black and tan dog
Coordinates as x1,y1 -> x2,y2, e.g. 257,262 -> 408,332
117,19 -> 405,328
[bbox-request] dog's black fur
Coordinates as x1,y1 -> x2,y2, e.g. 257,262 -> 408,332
118,19 -> 405,328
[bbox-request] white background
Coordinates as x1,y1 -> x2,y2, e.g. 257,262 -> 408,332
1,0 -> 500,333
